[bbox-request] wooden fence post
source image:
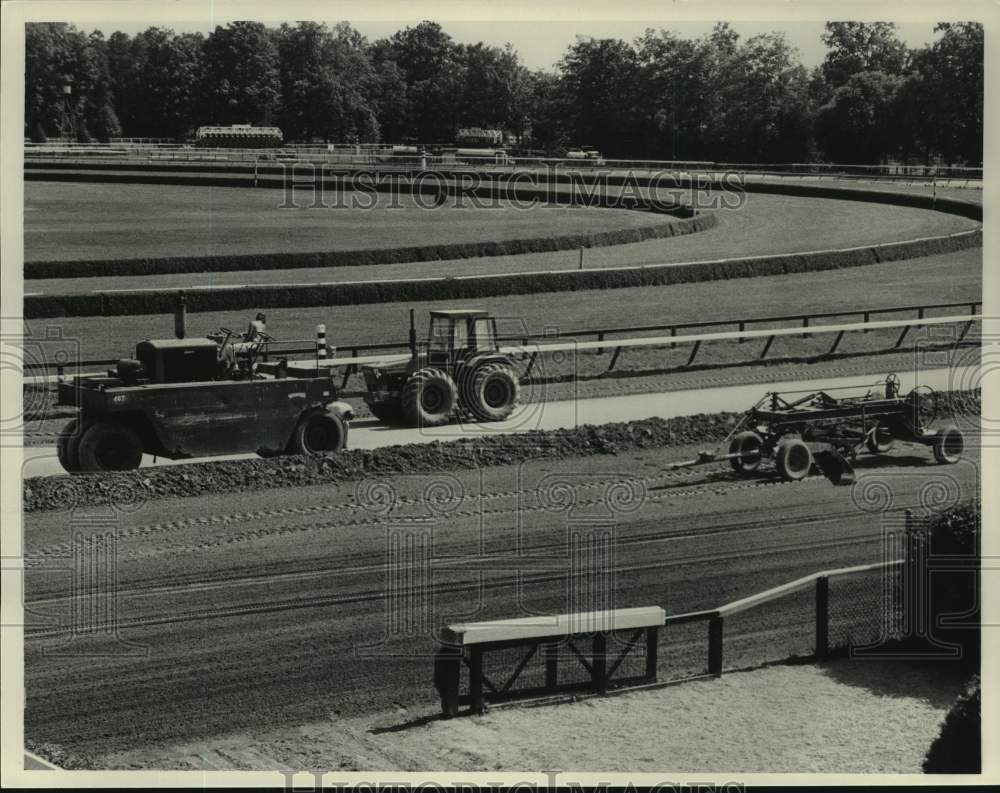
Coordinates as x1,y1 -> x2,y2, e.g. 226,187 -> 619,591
593,633 -> 608,694
708,616 -> 724,676
815,576 -> 830,661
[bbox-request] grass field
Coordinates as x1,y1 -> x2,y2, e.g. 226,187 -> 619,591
25,184 -> 978,295
24,181 -> 664,264
32,247 -> 981,360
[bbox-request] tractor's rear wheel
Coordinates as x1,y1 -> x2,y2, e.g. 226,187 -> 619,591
76,420 -> 144,472
401,368 -> 457,427
729,431 -> 763,474
865,424 -> 895,454
932,424 -> 964,464
775,437 -> 813,481
467,363 -> 519,422
290,409 -> 347,455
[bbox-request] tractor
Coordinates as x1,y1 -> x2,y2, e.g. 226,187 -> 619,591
55,322 -> 353,474
362,309 -> 520,427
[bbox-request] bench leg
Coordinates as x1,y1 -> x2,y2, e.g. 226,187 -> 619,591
544,641 -> 559,690
645,627 -> 658,681
593,633 -> 608,694
469,647 -> 485,714
435,646 -> 462,718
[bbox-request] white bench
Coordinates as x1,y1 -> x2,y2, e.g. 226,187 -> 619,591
434,606 -> 665,716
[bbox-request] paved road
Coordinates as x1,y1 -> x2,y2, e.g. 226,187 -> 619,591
21,367 -> 962,479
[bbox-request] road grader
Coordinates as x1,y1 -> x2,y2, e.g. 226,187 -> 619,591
56,322 -> 353,474
669,374 -> 966,485
362,309 -> 520,427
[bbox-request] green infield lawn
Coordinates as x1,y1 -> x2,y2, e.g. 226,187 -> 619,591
24,181 -> 664,263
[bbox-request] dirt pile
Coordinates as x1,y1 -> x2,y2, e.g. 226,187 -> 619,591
24,389 -> 979,513
24,412 -> 741,512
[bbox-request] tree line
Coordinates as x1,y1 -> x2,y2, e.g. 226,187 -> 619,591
25,20 -> 983,165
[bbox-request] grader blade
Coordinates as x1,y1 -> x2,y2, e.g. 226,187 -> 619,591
812,449 -> 856,486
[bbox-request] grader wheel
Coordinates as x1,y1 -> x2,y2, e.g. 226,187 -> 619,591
290,409 -> 347,455
56,418 -> 85,474
932,425 -> 965,464
402,368 -> 457,427
76,420 -> 144,472
865,424 -> 895,454
728,431 -> 763,474
775,437 -> 813,481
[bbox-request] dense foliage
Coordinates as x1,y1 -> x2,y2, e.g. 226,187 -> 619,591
25,20 -> 982,164
923,675 -> 980,773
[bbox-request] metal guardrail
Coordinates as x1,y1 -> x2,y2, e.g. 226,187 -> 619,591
22,143 -> 984,181
21,300 -> 982,383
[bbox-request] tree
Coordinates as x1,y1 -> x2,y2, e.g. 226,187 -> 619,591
558,37 -> 641,156
202,22 -> 281,125
377,21 -> 464,141
25,23 -> 91,139
458,43 -> 530,135
917,23 -> 983,164
815,70 -> 903,163
820,22 -> 907,87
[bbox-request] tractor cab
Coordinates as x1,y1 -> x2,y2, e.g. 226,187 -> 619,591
426,309 -> 499,368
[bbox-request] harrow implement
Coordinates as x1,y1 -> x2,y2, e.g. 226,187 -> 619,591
667,374 -> 965,485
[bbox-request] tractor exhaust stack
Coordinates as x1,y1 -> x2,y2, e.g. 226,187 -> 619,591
409,308 -> 417,356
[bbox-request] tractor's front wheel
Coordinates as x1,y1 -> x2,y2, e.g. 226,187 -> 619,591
401,368 -> 457,427
467,363 -> 519,422
76,420 -> 144,472
290,409 -> 347,455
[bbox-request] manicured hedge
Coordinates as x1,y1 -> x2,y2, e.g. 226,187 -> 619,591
24,226 -> 980,318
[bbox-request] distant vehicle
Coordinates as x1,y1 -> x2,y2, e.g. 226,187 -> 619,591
456,127 -> 504,147
195,124 -> 283,148
564,147 -> 605,166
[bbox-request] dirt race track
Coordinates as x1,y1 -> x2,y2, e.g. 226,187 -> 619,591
24,434 -> 980,767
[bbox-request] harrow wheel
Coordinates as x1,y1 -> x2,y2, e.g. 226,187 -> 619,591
728,431 -> 763,474
865,424 -> 895,454
775,437 -> 813,481
932,424 -> 964,464
402,368 -> 457,427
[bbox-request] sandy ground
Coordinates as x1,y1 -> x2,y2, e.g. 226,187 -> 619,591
98,659 -> 967,773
